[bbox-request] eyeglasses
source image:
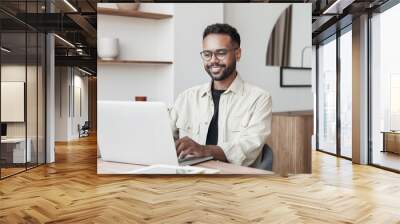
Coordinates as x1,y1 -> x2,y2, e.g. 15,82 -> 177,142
200,48 -> 238,61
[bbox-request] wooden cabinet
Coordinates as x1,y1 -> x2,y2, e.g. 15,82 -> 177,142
266,111 -> 313,175
382,131 -> 400,154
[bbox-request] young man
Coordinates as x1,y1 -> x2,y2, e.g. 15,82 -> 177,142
170,23 -> 272,167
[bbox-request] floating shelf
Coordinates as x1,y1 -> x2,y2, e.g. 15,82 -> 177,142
97,59 -> 173,65
97,8 -> 173,20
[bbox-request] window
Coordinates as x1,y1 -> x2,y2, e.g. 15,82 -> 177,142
370,2 -> 400,171
317,36 -> 337,154
339,28 -> 352,158
390,74 -> 400,130
317,26 -> 353,159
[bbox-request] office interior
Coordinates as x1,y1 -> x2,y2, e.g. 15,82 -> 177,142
0,0 -> 96,179
0,0 -> 399,222
96,3 -> 313,174
315,0 -> 400,172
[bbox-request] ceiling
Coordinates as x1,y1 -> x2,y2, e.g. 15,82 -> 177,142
309,0 -> 391,44
0,0 -> 395,74
0,0 -> 98,74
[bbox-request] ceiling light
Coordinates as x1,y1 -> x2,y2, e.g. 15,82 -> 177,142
1,47 -> 11,53
63,0 -> 78,12
76,48 -> 86,55
78,67 -> 93,76
54,34 -> 75,48
323,1 -> 341,14
323,0 -> 354,15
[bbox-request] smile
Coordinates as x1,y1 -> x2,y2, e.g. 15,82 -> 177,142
211,66 -> 223,73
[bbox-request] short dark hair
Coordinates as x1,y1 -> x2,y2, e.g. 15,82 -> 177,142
203,23 -> 240,47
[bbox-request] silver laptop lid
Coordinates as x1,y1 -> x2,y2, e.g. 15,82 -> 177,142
98,101 -> 179,166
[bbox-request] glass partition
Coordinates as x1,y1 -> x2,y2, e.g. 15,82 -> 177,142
38,32 -> 45,165
0,1 -> 46,179
339,28 -> 352,158
317,36 -> 337,155
1,31 -> 28,177
27,31 -> 38,170
370,3 -> 400,171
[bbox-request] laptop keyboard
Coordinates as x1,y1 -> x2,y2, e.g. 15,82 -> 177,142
178,156 -> 213,166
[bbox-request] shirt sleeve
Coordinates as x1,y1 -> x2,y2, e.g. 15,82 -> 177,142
169,94 -> 183,141
169,107 -> 179,141
218,94 -> 272,166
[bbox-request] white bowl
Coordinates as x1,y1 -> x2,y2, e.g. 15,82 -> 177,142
116,3 -> 140,11
98,37 -> 119,60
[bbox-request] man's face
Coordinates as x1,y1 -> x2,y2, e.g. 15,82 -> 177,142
202,34 -> 241,81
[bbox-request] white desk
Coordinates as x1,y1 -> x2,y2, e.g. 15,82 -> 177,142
98,158 -> 274,175
1,138 -> 31,163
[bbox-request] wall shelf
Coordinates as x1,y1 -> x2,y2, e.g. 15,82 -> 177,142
97,3 -> 175,105
97,8 -> 173,20
97,59 -> 173,65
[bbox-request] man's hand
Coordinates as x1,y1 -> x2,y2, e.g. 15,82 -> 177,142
175,137 -> 210,158
175,137 -> 228,162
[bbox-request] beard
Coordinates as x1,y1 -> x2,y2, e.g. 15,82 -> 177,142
205,61 -> 236,81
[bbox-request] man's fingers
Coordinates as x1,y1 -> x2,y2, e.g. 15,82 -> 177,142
175,139 -> 180,147
175,137 -> 197,156
176,138 -> 188,154
177,141 -> 189,155
181,147 -> 202,158
175,139 -> 182,154
180,146 -> 193,158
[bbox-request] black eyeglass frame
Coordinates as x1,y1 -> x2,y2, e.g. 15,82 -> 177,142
200,47 -> 238,61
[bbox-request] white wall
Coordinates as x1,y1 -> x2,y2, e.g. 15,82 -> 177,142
55,67 -> 89,141
76,74 -> 89,124
1,66 -> 26,125
97,3 -> 175,105
1,65 -> 39,137
173,3 -> 224,98
97,3 -> 312,112
224,3 -> 312,112
174,3 -> 313,111
98,64 -> 174,103
1,64 -> 47,163
71,74 -> 89,138
55,67 -> 69,141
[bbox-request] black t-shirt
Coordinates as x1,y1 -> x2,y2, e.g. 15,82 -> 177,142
206,88 -> 225,145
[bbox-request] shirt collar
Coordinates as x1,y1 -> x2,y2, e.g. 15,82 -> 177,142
201,72 -> 244,97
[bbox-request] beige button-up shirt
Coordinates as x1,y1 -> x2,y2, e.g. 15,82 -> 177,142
169,74 -> 272,166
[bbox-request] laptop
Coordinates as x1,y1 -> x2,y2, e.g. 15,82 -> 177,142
98,101 -> 213,167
